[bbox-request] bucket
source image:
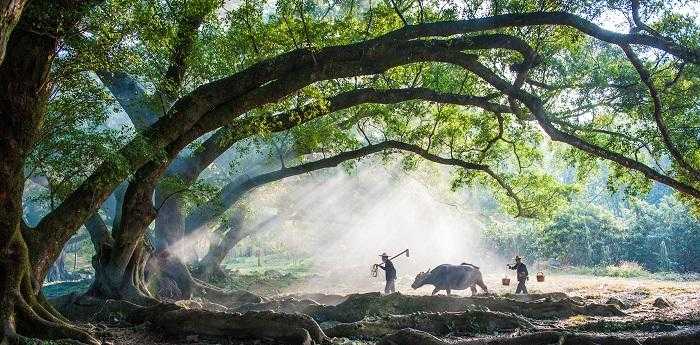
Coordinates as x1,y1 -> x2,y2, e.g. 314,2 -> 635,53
536,272 -> 545,282
501,277 -> 510,286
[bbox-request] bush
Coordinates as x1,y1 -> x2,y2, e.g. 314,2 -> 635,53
603,261 -> 649,278
539,203 -> 626,267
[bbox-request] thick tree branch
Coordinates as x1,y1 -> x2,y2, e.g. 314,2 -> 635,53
97,71 -> 159,131
187,140 -> 523,235
159,1 -> 217,103
447,51 -> 700,199
630,0 -> 661,38
382,11 -> 700,63
0,0 -> 29,66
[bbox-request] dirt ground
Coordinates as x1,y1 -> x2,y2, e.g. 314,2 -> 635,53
89,272 -> 700,345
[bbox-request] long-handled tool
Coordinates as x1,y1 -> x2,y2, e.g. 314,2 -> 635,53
371,249 -> 410,277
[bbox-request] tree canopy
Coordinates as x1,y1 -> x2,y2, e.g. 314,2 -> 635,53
2,0 -> 700,343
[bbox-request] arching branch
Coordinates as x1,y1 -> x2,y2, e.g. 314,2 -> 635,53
447,51 -> 700,199
382,12 -> 700,63
186,140 -> 524,236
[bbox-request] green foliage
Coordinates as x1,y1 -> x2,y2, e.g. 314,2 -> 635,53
624,196 -> 700,272
41,280 -> 91,299
24,0 -> 700,268
483,195 -> 700,273
482,218 -> 544,259
540,203 -> 627,266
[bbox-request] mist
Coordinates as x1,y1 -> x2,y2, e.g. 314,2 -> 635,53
230,157 -> 509,295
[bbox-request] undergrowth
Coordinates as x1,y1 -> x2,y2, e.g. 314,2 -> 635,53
553,261 -> 700,281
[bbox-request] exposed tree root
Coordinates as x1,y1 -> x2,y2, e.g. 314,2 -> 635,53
175,298 -> 229,312
288,293 -> 348,306
377,328 -> 700,345
1,247 -> 100,345
191,278 -> 264,307
308,292 -> 625,323
324,310 -> 534,339
12,297 -> 100,345
145,308 -> 329,345
378,329 -> 562,345
235,297 -> 321,314
571,319 -> 679,333
501,292 -> 570,302
49,292 -> 148,324
642,328 -> 700,345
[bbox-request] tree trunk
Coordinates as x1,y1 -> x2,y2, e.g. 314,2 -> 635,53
0,0 -> 28,66
83,176 -> 161,306
151,188 -> 195,300
0,2 -> 99,342
193,215 -> 246,281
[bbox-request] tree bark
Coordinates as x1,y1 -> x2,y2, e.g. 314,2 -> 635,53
0,1 -> 100,342
324,310 -> 534,339
83,169 -> 163,305
0,0 -> 28,66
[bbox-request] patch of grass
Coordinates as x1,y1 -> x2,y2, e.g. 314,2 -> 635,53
553,264 -> 699,282
554,262 -> 650,278
42,279 -> 92,298
564,315 -> 590,327
603,261 -> 650,278
222,253 -> 313,275
650,271 -> 700,281
214,253 -> 314,294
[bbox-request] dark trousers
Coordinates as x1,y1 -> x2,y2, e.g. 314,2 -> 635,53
515,278 -> 528,294
384,279 -> 396,294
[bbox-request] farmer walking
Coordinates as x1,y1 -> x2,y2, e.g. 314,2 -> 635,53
507,256 -> 528,294
377,252 -> 397,294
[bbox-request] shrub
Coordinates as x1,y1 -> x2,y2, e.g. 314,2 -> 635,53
603,261 -> 649,278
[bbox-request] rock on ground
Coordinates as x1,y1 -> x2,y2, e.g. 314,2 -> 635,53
652,297 -> 675,308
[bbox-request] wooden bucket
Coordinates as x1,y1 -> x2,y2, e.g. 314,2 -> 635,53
501,277 -> 510,286
536,272 -> 545,282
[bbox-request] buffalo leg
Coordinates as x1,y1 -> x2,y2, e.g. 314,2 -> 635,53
470,285 -> 477,296
476,279 -> 488,293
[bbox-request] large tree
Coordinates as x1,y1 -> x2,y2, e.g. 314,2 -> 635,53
3,0 -> 700,343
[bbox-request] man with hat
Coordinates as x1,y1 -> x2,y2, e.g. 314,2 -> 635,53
507,256 -> 528,294
377,252 -> 397,294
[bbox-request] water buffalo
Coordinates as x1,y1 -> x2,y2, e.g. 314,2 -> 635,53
411,263 -> 488,296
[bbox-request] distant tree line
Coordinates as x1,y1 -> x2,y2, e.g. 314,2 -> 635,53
483,196 -> 700,273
